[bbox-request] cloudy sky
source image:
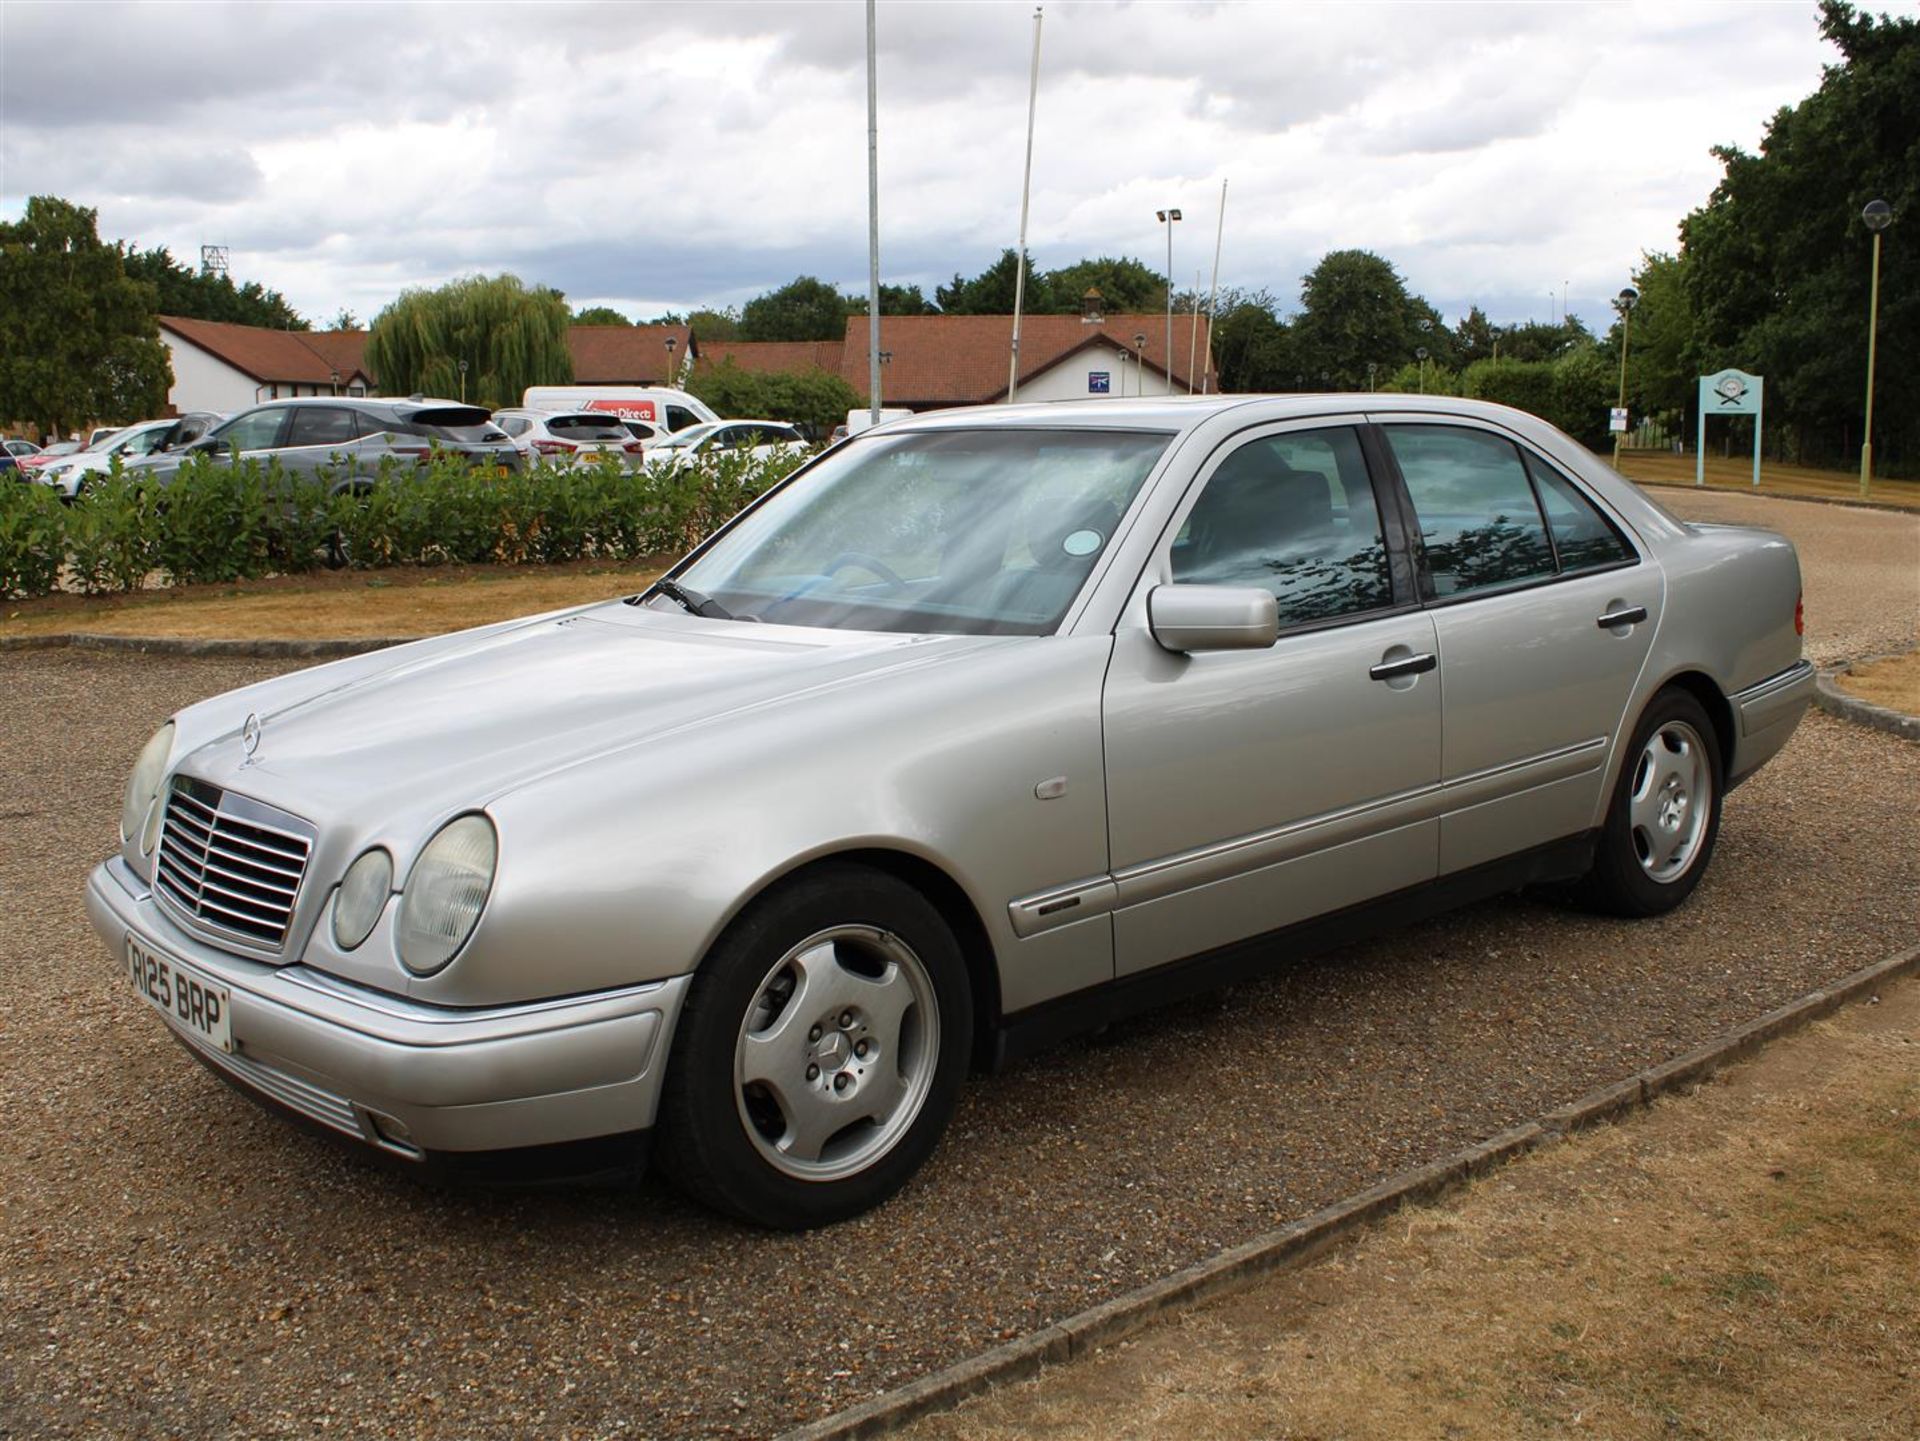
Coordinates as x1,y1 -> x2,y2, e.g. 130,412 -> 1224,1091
0,1 -> 1860,332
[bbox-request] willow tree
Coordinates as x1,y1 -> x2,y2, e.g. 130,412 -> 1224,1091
365,273 -> 572,408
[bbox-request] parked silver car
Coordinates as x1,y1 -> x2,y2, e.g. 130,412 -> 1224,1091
88,396 -> 1813,1228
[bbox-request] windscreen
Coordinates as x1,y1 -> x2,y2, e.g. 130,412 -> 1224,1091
672,428 -> 1171,635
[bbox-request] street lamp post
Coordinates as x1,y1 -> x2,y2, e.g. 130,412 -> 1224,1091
458,358 -> 469,404
663,334 -> 677,383
1613,286 -> 1639,467
1133,332 -> 1147,398
1860,199 -> 1894,497
1155,207 -> 1182,394
329,368 -> 340,397
1414,347 -> 1429,394
1367,362 -> 1377,392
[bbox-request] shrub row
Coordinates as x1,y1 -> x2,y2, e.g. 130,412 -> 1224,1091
0,449 -> 803,600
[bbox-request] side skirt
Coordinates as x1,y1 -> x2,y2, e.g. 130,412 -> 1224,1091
989,831 -> 1598,1070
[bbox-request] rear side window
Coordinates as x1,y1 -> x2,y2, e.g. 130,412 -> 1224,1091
1526,455 -> 1636,571
285,407 -> 359,448
212,408 -> 290,452
1385,426 -> 1556,598
665,405 -> 702,431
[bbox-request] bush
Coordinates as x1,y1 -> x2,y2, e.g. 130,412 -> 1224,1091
0,480 -> 68,598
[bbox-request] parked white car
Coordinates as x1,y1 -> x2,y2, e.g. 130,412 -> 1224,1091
37,413 -> 225,499
644,420 -> 810,469
491,410 -> 650,468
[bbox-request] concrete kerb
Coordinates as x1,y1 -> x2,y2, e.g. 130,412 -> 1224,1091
0,632 -> 412,660
777,944 -> 1920,1441
1814,658 -> 1920,742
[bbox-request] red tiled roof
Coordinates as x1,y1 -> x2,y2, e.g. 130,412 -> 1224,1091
696,340 -> 845,376
159,316 -> 372,386
835,312 -> 1212,406
568,324 -> 695,384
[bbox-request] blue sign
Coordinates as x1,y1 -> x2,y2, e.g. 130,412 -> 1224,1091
1088,371 -> 1110,394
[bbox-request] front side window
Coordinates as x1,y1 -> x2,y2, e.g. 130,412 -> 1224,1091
1171,427 -> 1394,628
665,405 -> 702,431
211,408 -> 289,452
1385,426 -> 1555,598
674,428 -> 1171,634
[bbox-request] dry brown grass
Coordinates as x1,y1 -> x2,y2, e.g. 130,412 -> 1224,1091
1618,449 -> 1920,509
905,979 -> 1920,1440
1836,652 -> 1920,716
0,560 -> 665,641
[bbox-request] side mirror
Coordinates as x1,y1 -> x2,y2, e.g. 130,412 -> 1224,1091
1147,584 -> 1279,654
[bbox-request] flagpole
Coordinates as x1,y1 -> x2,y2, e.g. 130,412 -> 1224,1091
1200,177 -> 1227,394
1007,6 -> 1043,403
866,0 -> 882,424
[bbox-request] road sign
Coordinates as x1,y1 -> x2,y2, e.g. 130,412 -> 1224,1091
1696,369 -> 1764,487
1609,407 -> 1629,433
1088,371 -> 1111,394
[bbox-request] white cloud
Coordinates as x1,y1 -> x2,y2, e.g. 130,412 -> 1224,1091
0,0 -> 1850,331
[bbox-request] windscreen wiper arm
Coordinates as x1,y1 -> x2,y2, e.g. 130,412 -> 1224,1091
642,577 -> 733,620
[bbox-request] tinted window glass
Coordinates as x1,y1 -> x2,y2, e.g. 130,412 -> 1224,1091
405,406 -> 507,443
1386,426 -> 1555,597
1171,427 -> 1393,627
285,407 -> 359,447
212,408 -> 288,452
666,406 -> 701,431
1526,455 -> 1635,571
547,417 -> 630,441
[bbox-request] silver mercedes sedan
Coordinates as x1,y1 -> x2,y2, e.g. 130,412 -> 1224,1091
88,395 -> 1814,1228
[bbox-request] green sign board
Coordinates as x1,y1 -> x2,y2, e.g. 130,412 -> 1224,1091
1696,368 -> 1764,487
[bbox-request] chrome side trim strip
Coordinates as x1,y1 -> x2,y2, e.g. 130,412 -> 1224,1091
1733,659 -> 1815,735
1009,737 -> 1608,934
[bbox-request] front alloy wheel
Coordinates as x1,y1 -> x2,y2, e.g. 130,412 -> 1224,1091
659,864 -> 972,1229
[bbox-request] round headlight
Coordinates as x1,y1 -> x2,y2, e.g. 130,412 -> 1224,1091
396,815 -> 496,976
332,848 -> 393,952
121,722 -> 175,843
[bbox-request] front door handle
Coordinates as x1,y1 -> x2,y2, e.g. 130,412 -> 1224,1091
1369,652 -> 1437,682
1596,604 -> 1648,630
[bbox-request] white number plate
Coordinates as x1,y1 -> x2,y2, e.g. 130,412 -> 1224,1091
126,933 -> 232,1053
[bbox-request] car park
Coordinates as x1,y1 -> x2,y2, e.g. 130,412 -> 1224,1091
88,394 -> 1813,1230
491,409 -> 649,467
123,397 -> 520,490
34,412 -> 225,499
644,419 -> 809,468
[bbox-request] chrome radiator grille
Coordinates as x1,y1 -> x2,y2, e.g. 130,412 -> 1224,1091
155,777 -> 315,950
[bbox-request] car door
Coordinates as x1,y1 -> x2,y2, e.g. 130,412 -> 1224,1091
1375,420 -> 1659,874
1101,422 -> 1442,976
278,404 -> 366,485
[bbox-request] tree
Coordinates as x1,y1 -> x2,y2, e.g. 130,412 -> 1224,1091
686,307 -> 741,341
1042,256 -> 1165,314
1206,289 -> 1296,392
1610,252 -> 1698,427
0,196 -> 172,435
329,308 -> 360,331
572,305 -> 632,326
1454,306 -> 1501,366
119,245 -> 307,329
687,359 -> 865,437
843,283 -> 938,316
1680,1 -> 1918,469
1290,250 -> 1436,390
936,249 -> 1049,315
738,276 -> 848,341
364,273 -> 572,409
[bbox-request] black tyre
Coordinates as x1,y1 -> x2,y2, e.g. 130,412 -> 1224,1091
1573,687 -> 1724,917
657,863 -> 973,1229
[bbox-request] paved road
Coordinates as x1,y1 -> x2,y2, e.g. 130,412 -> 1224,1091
1,493 -> 1915,1440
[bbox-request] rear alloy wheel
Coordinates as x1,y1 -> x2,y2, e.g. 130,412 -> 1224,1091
659,864 -> 972,1228
1574,688 -> 1724,917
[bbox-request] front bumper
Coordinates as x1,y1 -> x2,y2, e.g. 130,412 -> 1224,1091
86,856 -> 689,1177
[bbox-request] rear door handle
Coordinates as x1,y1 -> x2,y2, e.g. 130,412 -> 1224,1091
1596,604 -> 1648,630
1369,652 -> 1437,681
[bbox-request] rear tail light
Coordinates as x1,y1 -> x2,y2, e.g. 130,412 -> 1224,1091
1795,593 -> 1804,636
623,441 -> 646,455
532,439 -> 577,455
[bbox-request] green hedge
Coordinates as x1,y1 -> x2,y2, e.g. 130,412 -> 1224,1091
0,449 -> 802,600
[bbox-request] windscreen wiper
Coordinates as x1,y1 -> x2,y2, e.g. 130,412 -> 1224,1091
640,577 -> 733,620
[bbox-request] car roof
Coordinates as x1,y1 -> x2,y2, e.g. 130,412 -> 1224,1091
879,393 -> 1568,438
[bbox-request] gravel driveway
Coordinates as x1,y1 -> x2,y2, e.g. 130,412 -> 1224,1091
2,492 -> 1915,1440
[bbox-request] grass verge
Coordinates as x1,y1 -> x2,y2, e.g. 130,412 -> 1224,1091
1617,449 -> 1920,509
1836,651 -> 1920,715
904,977 -> 1920,1441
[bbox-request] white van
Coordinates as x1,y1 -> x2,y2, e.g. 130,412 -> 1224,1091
520,387 -> 719,434
847,406 -> 912,435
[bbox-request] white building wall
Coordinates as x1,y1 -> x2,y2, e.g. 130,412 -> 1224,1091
1018,342 -> 1172,403
163,333 -> 265,415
